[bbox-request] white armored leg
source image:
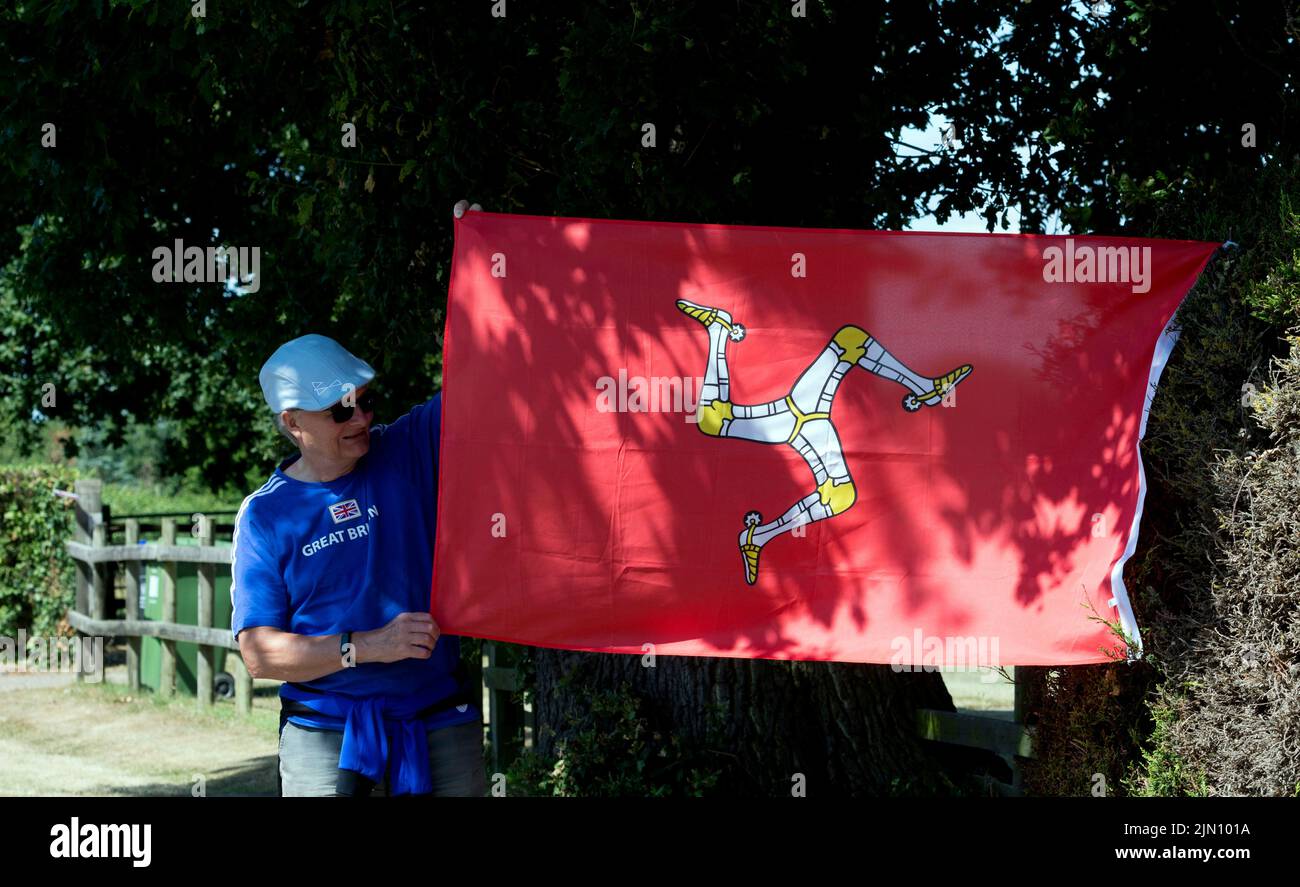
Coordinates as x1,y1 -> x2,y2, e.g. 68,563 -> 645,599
857,338 -> 933,395
679,307 -> 972,586
737,419 -> 856,585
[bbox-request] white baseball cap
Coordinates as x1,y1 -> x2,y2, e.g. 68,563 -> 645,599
258,334 -> 377,413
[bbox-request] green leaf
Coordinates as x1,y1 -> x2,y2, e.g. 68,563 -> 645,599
295,193 -> 316,226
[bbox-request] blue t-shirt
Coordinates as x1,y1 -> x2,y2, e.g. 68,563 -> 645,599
230,393 -> 479,734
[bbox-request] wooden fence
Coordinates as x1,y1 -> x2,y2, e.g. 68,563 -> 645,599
916,668 -> 1040,796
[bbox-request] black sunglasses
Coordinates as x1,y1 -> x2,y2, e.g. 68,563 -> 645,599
324,388 -> 379,423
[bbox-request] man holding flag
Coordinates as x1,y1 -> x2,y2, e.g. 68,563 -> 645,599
231,200 -> 485,796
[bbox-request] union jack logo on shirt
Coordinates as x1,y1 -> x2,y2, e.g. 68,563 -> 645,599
328,498 -> 361,524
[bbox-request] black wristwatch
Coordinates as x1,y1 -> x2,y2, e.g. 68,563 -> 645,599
340,631 -> 353,664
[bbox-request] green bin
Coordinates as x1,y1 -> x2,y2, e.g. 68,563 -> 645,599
139,537 -> 234,696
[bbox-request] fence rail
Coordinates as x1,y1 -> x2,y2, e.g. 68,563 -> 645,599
915,666 -> 1041,795
66,541 -> 234,564
66,610 -> 237,649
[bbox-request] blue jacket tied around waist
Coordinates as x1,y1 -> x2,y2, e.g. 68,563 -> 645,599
279,682 -> 467,795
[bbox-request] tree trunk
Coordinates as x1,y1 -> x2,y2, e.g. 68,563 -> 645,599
532,648 -> 956,796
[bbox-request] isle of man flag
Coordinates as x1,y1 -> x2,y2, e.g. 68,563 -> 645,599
432,211 -> 1220,667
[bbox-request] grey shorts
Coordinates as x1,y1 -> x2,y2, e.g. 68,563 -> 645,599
278,718 -> 488,797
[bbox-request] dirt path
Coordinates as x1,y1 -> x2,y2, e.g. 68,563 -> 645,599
0,668 -> 282,796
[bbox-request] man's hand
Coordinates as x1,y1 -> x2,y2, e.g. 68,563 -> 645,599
355,611 -> 440,664
452,199 -> 482,219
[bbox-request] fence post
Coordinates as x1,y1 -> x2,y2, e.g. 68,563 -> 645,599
101,503 -> 115,622
485,641 -> 523,774
1012,666 -> 1045,793
465,640 -> 484,713
232,648 -> 253,716
159,518 -> 177,699
195,514 -> 215,710
86,491 -> 107,691
222,513 -> 255,716
71,480 -> 102,685
89,513 -> 106,621
123,519 -> 142,692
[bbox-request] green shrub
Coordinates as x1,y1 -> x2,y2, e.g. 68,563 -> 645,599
98,480 -> 241,517
503,681 -> 723,797
1124,696 -> 1210,797
1144,334 -> 1300,796
0,463 -> 78,639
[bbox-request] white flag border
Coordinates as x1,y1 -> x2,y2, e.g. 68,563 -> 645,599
1109,310 -> 1186,662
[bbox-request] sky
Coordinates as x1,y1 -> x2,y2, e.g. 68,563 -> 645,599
899,115 -> 1035,235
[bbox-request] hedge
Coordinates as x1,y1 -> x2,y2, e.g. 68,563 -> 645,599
0,463 -> 78,641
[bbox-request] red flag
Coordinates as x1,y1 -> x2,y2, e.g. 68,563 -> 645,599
432,212 -> 1219,667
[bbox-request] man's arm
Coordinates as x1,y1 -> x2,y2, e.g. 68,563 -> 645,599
238,627 -> 353,683
238,612 -> 440,682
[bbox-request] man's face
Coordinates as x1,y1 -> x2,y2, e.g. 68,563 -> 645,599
284,383 -> 373,461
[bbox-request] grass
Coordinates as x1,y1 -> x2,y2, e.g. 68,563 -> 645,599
0,656 -> 282,796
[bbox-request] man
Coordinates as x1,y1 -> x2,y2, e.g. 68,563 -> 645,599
232,200 -> 485,797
